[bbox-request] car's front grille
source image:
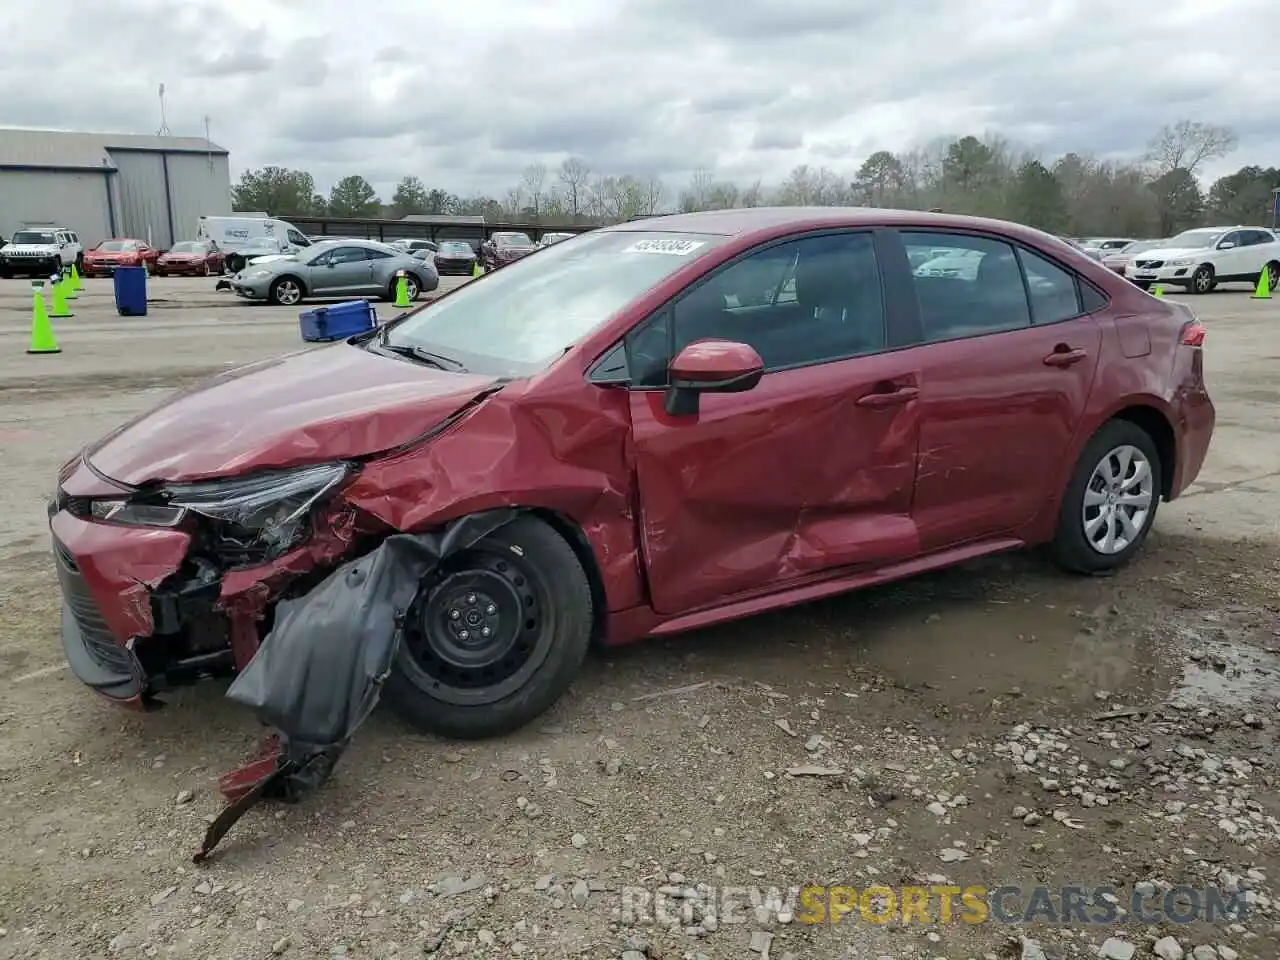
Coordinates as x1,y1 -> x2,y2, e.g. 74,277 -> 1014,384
53,537 -> 134,674
1135,260 -> 1163,269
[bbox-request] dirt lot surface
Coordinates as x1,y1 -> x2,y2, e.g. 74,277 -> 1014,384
1,278 -> 1278,960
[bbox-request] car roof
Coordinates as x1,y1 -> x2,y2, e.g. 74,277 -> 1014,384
603,206 -> 1074,247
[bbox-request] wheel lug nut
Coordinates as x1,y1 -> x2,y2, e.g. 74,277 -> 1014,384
449,609 -> 460,620
466,594 -> 477,604
481,627 -> 492,638
459,630 -> 470,640
485,604 -> 496,615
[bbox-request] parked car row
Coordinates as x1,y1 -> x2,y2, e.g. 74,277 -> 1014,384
1084,226 -> 1280,294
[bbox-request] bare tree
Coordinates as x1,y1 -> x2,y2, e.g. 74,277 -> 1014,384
503,186 -> 523,220
640,174 -> 666,215
521,162 -> 547,220
1145,121 -> 1239,177
558,157 -> 590,220
680,167 -> 716,212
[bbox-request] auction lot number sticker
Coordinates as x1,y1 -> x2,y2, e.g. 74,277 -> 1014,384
623,238 -> 706,255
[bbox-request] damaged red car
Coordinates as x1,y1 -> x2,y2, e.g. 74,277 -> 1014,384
50,208 -> 1215,741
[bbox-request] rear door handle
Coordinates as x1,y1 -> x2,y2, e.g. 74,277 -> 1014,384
855,386 -> 919,408
1044,346 -> 1087,367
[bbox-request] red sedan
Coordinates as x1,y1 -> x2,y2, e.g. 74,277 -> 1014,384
49,208 -> 1214,742
80,238 -> 160,276
155,240 -> 224,277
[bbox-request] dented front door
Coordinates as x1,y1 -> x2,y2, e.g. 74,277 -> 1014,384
629,354 -> 923,616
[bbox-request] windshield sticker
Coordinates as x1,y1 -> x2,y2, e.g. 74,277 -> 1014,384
622,238 -> 706,256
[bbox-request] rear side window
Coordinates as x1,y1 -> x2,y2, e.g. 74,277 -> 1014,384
901,232 -> 1030,343
1017,248 -> 1084,325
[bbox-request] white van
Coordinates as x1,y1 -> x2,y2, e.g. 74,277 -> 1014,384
196,216 -> 313,273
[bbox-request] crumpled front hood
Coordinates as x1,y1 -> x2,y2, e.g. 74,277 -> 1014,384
86,343 -> 503,486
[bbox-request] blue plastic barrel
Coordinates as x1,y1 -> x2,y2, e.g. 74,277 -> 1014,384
113,266 -> 147,316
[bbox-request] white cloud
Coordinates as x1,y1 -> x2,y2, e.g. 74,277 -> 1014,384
1,0 -> 1275,199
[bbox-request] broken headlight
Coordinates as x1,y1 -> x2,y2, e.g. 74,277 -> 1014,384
169,462 -> 352,564
90,463 -> 351,564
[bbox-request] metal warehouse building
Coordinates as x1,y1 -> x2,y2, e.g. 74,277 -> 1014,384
0,128 -> 232,249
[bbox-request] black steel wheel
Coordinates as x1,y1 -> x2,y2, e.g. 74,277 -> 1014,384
386,515 -> 593,739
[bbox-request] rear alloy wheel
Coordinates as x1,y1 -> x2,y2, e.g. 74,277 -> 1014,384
1050,419 -> 1161,574
386,515 -> 593,740
269,276 -> 303,306
390,274 -> 420,302
1264,261 -> 1280,291
1190,264 -> 1215,294
202,262 -> 212,277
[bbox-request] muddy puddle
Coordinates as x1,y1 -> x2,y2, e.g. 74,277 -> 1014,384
1168,620 -> 1280,708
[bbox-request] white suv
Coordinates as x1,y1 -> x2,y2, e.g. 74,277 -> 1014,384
1128,226 -> 1280,294
0,226 -> 82,279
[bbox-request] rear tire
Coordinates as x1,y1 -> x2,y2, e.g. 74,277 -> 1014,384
385,515 -> 593,740
1050,419 -> 1162,575
225,255 -> 244,274
1263,261 -> 1279,291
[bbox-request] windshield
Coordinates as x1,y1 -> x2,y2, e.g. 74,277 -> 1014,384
12,231 -> 55,244
1168,230 -> 1223,249
384,230 -> 726,374
168,241 -> 204,253
96,240 -> 136,251
439,242 -> 473,255
495,232 -> 533,247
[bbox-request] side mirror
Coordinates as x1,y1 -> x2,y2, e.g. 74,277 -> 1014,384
664,339 -> 764,416
1218,241 -> 1236,249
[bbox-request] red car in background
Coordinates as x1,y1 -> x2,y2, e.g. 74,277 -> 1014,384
480,231 -> 536,270
80,238 -> 160,277
49,208 -> 1214,742
155,240 -> 224,277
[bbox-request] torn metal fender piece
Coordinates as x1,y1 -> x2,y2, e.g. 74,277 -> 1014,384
196,508 -> 519,862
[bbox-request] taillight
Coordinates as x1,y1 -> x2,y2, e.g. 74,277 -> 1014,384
1180,322 -> 1206,347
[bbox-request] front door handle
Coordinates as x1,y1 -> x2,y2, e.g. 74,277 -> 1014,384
1044,346 -> 1087,367
856,386 -> 919,408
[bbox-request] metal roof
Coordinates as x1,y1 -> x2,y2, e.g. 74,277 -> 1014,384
0,128 -> 229,170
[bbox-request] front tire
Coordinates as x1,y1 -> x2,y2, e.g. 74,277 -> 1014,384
385,515 -> 593,740
1190,264 -> 1215,294
1050,419 -> 1162,575
268,276 -> 303,306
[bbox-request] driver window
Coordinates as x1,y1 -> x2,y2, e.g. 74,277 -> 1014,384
672,233 -> 886,373
1219,232 -> 1242,248
329,247 -> 368,264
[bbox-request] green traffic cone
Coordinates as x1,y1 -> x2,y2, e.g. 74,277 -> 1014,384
1252,267 -> 1272,300
394,273 -> 411,308
27,288 -> 60,354
51,278 -> 74,318
62,271 -> 77,300
71,263 -> 83,291
1152,284 -> 1164,298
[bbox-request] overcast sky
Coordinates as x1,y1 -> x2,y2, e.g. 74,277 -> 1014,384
2,0 -> 1276,199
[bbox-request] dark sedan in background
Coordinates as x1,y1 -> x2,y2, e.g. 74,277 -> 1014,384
434,240 -> 479,275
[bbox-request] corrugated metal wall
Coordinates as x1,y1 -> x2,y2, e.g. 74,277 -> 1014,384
108,150 -> 232,247
163,152 -> 232,242
110,151 -> 170,247
0,170 -> 113,246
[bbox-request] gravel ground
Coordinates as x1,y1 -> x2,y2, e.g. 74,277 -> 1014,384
1,278 -> 1278,960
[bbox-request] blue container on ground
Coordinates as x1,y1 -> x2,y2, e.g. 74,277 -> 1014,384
299,299 -> 378,342
113,265 -> 147,316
